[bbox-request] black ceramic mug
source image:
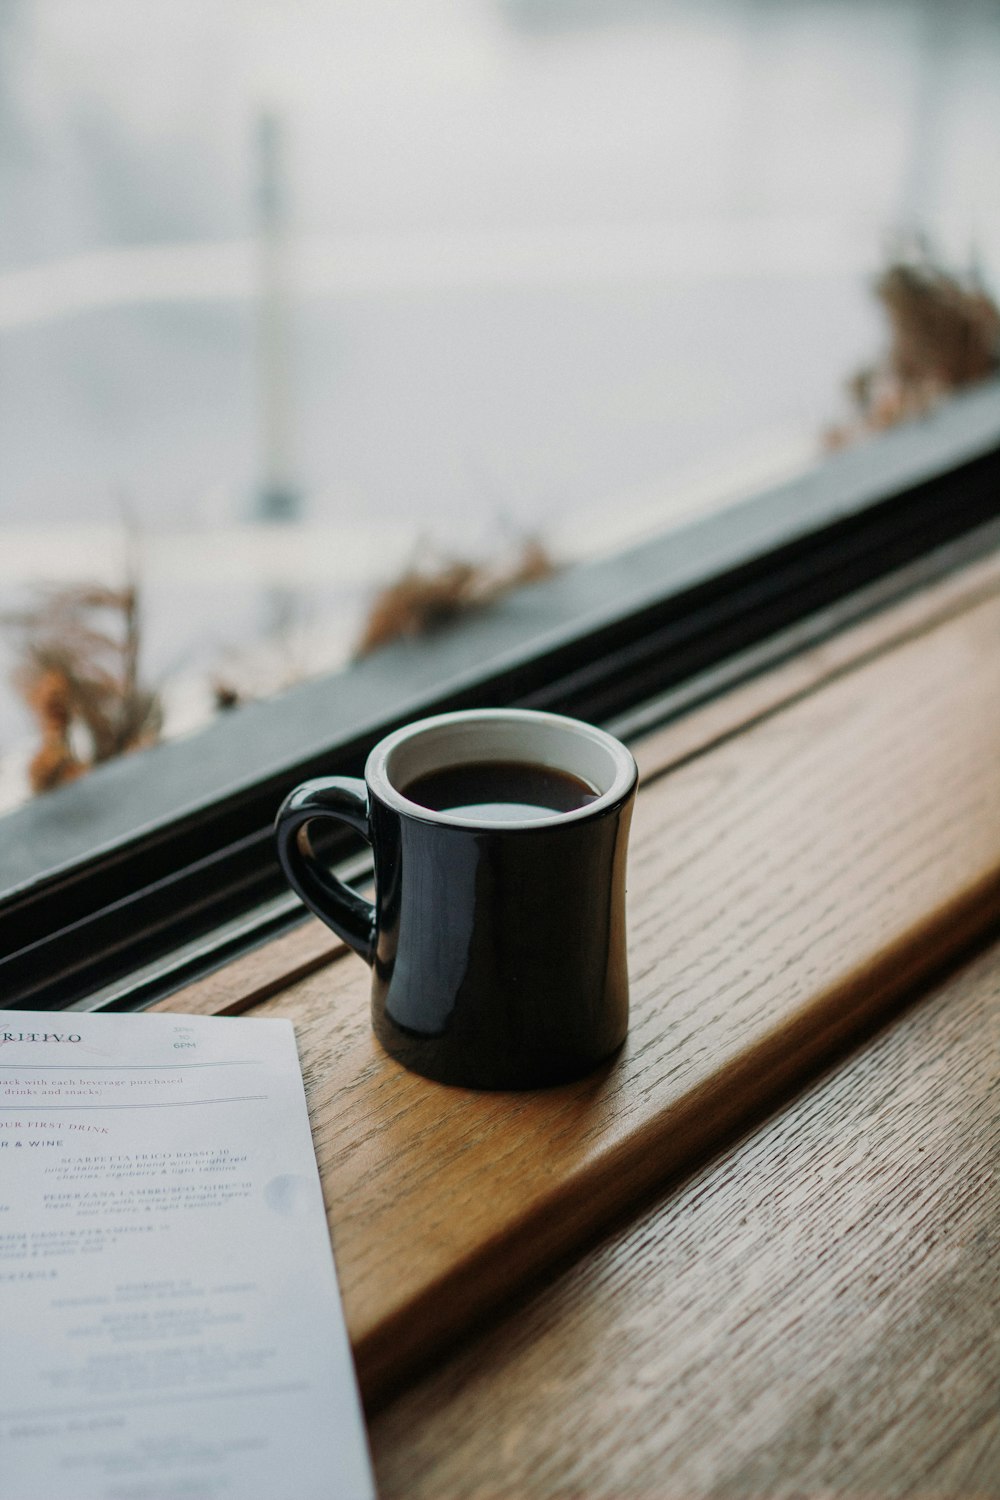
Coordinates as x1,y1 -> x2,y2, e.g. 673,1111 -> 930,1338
274,708 -> 637,1089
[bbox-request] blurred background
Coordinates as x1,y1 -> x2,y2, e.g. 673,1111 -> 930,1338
2,0 -> 999,807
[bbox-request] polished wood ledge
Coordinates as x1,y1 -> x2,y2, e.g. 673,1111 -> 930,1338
159,550 -> 1000,1491
371,924 -> 1000,1498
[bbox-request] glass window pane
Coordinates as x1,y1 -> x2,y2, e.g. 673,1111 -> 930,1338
2,0 -> 999,810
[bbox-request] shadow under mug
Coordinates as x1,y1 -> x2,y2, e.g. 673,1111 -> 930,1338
274,708 -> 638,1089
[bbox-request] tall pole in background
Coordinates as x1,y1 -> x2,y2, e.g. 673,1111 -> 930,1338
255,108 -> 300,521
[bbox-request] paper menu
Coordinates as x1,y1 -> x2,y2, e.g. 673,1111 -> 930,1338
0,1009 -> 375,1500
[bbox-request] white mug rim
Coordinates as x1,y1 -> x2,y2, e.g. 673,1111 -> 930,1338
366,708 -> 637,831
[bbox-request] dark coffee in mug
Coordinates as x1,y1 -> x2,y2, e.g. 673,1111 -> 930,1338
402,759 -> 599,822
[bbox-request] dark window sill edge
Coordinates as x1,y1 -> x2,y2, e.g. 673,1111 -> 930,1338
5,377 -> 1000,1011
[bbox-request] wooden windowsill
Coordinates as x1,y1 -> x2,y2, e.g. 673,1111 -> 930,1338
370,913 -> 1000,1498
155,550 -> 1000,1411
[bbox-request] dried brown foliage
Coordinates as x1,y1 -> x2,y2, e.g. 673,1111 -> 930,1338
827,251 -> 1000,448
6,582 -> 162,794
211,679 -> 243,712
354,538 -> 556,658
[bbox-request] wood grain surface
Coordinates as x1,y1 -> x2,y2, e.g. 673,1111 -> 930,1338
161,916 -> 340,1018
157,581 -> 1000,1403
370,936 -> 1000,1499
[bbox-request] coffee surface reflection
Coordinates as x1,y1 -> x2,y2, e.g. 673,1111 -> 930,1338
402,759 -> 598,822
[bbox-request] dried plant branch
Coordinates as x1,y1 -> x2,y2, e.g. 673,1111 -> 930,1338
4,578 -> 162,794
354,537 -> 556,658
208,587 -> 318,712
827,247 -> 1000,448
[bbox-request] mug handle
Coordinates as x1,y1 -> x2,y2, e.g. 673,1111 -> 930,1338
274,777 -> 376,965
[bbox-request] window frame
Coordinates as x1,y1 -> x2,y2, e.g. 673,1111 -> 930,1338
4,378 -> 1000,1013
